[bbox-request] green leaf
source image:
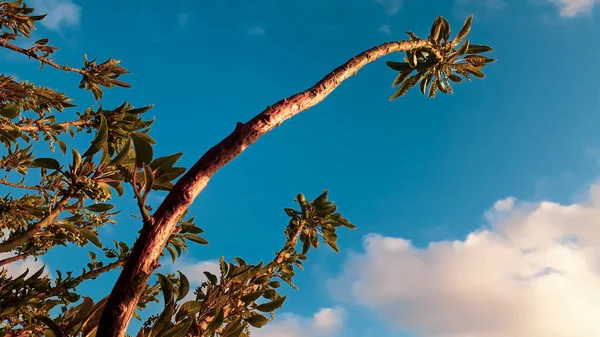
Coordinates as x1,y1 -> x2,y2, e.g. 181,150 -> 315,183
82,115 -> 108,158
241,290 -> 265,304
67,297 -> 94,330
268,281 -> 281,288
452,15 -> 473,46
390,73 -> 423,100
466,44 -> 494,54
29,264 -> 46,280
253,275 -> 269,284
430,16 -> 443,43
165,245 -> 177,263
463,55 -> 496,65
162,321 -> 192,337
150,301 -> 175,337
204,271 -> 218,285
31,158 -> 60,170
183,234 -> 208,245
109,137 -> 131,165
457,40 -> 469,56
385,61 -> 411,72
149,153 -> 183,173
56,139 -> 67,155
419,75 -> 430,95
0,104 -> 21,119
177,300 -> 201,316
131,132 -> 154,167
156,273 -> 175,305
255,295 -> 286,312
448,74 -> 463,82
392,70 -> 412,87
177,271 -> 190,301
35,38 -> 49,45
72,149 -> 82,171
208,307 -> 225,332
84,203 -> 114,212
79,229 -> 103,248
440,17 -> 451,42
246,314 -> 268,328
407,51 -> 418,68
143,162 -> 154,194
35,316 -> 64,337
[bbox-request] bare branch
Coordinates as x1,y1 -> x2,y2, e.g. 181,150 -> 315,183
0,252 -> 27,267
98,38 -> 435,337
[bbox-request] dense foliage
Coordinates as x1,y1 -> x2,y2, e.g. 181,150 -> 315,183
0,1 -> 493,336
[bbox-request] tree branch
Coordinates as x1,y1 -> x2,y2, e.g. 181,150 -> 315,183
36,259 -> 126,300
0,41 -> 86,75
0,252 -> 27,267
0,195 -> 71,253
0,178 -> 40,191
0,119 -> 92,132
98,38 -> 435,337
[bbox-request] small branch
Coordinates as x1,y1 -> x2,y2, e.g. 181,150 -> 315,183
0,252 -> 27,267
37,259 -> 126,300
0,195 -> 71,253
0,41 -> 87,76
98,38 -> 434,337
0,119 -> 92,132
196,219 -> 308,332
0,178 -> 40,191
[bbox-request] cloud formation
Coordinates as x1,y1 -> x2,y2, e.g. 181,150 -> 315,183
377,24 -> 392,36
248,26 -> 266,36
30,0 -> 81,31
252,307 -> 345,337
330,183 -> 600,337
178,12 -> 189,28
375,0 -> 403,15
549,0 -> 598,16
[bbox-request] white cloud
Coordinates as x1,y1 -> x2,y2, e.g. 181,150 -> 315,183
548,0 -> 598,16
375,0 -> 403,15
377,24 -> 392,36
178,12 -> 189,28
330,183 -> 600,337
30,0 -> 81,31
252,307 -> 345,337
248,26 -> 266,36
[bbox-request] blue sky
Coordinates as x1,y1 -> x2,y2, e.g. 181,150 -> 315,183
2,0 -> 600,336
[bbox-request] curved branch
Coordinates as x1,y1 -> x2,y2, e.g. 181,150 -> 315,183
0,41 -> 86,75
0,195 -> 71,253
0,253 -> 27,267
98,38 -> 434,337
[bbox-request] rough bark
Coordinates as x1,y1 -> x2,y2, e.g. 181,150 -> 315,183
97,38 -> 435,337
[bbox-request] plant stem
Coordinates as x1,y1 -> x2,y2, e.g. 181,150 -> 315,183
0,195 -> 71,253
0,41 -> 87,75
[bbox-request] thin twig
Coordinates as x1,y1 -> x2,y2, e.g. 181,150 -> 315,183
0,178 -> 41,191
0,41 -> 87,75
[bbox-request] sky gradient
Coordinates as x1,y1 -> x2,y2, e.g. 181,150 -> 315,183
2,0 -> 600,336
